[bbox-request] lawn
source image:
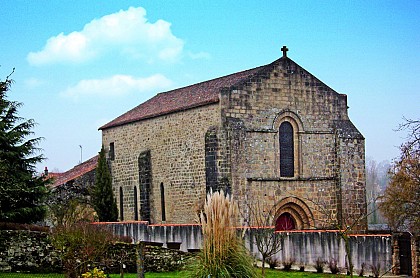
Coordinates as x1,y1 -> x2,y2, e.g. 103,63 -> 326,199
0,269 -> 346,278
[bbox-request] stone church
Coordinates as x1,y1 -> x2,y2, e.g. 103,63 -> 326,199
100,47 -> 367,231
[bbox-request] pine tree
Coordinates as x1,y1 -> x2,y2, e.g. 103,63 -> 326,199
92,146 -> 118,222
0,74 -> 49,223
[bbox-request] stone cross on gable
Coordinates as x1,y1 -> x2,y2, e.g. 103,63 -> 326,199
281,45 -> 289,58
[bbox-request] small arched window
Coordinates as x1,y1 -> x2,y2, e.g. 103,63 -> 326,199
279,121 -> 294,177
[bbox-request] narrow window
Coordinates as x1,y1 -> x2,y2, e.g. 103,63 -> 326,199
138,151 -> 151,223
160,183 -> 166,221
119,186 -> 124,221
279,122 -> 294,177
134,186 -> 138,221
205,128 -> 218,193
109,142 -> 115,161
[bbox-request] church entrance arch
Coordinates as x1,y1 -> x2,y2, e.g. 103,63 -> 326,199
273,197 -> 314,231
276,212 -> 296,231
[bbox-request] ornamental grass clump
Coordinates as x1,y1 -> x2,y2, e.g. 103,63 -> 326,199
190,190 -> 257,278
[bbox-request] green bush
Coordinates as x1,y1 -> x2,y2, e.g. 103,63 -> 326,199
51,222 -> 118,278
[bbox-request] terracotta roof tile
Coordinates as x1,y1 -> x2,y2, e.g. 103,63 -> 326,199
99,65 -> 269,130
51,155 -> 98,187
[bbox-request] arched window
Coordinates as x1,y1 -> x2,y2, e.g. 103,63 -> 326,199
279,121 -> 294,177
160,183 -> 166,221
134,186 -> 138,221
119,187 -> 124,221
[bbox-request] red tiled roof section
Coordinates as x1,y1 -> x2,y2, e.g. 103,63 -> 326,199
51,155 -> 99,187
99,66 -> 266,130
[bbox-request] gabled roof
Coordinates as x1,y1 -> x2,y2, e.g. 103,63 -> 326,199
51,155 -> 98,187
99,62 -> 275,130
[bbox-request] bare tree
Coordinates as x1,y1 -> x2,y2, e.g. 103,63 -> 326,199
380,118 -> 420,234
244,200 -> 284,277
366,157 -> 391,224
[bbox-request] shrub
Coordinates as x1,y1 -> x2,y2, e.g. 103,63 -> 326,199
81,267 -> 108,278
266,256 -> 279,269
370,263 -> 381,278
51,222 -> 118,278
315,258 -> 325,273
190,190 -> 257,278
358,262 -> 366,276
299,265 -> 305,272
328,258 -> 340,274
116,234 -> 133,243
282,258 -> 295,271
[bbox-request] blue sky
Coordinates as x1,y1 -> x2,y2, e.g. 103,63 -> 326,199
1,1 -> 419,172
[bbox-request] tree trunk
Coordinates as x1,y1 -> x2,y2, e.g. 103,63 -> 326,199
136,241 -> 145,278
344,235 -> 354,278
261,255 -> 266,277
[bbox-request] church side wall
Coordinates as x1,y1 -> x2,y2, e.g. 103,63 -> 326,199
101,103 -> 221,223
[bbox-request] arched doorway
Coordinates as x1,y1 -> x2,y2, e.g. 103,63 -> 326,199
273,197 -> 315,231
276,212 -> 296,231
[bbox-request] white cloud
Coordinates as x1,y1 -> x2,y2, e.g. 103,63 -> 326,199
27,7 -> 184,65
61,74 -> 173,100
188,51 -> 211,60
24,77 -> 44,88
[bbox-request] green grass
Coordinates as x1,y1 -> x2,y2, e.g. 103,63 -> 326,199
264,269 -> 346,278
0,269 -> 347,278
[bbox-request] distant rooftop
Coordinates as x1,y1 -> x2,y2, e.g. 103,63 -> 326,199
50,155 -> 98,187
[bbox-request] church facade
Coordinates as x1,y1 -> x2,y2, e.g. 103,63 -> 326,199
100,48 -> 367,231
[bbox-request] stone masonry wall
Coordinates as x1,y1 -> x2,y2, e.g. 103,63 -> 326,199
337,136 -> 367,231
219,57 -> 366,230
102,103 -> 221,223
413,236 -> 420,278
242,179 -> 338,228
0,230 -> 61,273
0,230 -> 193,274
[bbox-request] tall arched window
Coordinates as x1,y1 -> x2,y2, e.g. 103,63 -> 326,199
279,121 -> 294,177
134,186 -> 138,221
119,187 -> 124,221
160,183 -> 166,221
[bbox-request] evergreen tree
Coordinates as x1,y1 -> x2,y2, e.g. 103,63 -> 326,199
92,146 -> 118,222
0,74 -> 49,223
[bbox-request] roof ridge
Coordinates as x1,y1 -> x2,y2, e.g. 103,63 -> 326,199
156,64 -> 267,96
51,155 -> 99,187
100,57 -> 284,130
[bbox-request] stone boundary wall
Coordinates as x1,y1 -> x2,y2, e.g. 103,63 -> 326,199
0,230 -> 61,273
0,229 -> 192,273
100,222 -> 393,274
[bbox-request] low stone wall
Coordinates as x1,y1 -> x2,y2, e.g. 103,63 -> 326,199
0,230 -> 193,273
105,243 -> 193,273
99,222 -> 202,252
101,222 -> 393,274
0,230 -> 61,273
